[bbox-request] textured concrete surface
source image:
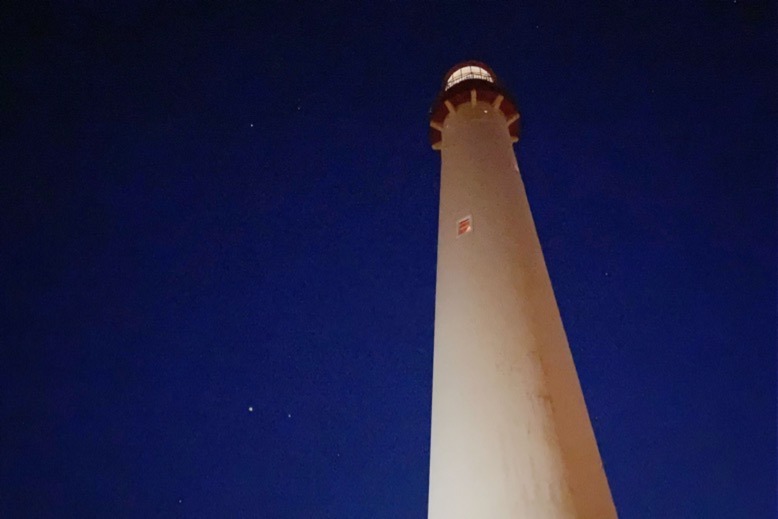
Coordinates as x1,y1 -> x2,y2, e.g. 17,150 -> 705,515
427,97 -> 616,518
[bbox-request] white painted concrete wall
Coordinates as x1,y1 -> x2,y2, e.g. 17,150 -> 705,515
427,100 -> 617,518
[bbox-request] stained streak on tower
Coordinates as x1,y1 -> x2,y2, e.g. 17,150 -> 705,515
427,62 -> 617,518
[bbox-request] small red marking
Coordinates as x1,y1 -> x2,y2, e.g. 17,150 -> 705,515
457,216 -> 472,236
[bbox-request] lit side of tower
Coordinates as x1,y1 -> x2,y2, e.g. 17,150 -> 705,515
427,62 -> 617,518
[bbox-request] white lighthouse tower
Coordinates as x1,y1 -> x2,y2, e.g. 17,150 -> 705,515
427,62 -> 617,518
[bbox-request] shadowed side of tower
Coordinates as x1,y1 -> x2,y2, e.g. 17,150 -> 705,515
426,62 -> 617,518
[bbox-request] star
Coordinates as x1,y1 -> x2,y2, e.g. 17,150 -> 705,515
250,123 -> 254,127
287,413 -> 292,418
248,406 -> 254,412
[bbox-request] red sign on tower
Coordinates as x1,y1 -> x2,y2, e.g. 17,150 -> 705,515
457,215 -> 472,237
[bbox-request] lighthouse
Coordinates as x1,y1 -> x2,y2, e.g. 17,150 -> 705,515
426,62 -> 617,518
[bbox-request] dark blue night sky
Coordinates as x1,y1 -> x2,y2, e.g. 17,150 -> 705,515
2,2 -> 775,517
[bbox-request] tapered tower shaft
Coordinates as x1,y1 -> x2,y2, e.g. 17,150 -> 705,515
427,62 -> 616,518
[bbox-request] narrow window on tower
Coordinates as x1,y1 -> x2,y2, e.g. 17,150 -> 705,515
457,215 -> 472,237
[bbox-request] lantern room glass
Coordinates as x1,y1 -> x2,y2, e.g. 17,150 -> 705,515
445,66 -> 494,90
